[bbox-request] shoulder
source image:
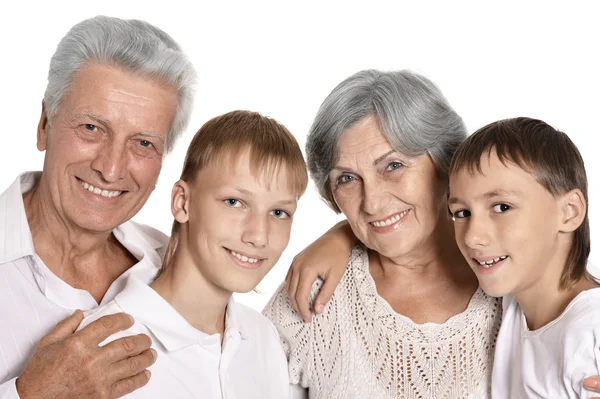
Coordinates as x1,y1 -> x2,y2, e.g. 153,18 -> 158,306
126,220 -> 169,247
236,302 -> 279,335
79,301 -> 147,346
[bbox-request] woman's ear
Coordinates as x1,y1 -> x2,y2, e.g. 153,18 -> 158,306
171,179 -> 191,224
559,189 -> 586,233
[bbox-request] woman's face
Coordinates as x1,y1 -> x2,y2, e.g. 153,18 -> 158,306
329,115 -> 448,263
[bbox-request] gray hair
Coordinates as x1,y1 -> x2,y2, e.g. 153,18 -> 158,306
306,69 -> 467,213
44,15 -> 197,152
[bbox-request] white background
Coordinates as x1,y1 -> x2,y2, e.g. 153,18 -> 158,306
1,1 -> 598,311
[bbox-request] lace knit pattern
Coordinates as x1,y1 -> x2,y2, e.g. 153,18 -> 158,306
263,245 -> 502,399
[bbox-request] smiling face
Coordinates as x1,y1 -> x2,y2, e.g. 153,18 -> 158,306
448,151 -> 566,297
329,115 -> 448,262
173,149 -> 298,294
36,63 -> 178,234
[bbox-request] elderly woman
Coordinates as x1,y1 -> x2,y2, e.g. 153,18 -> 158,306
263,69 -> 501,398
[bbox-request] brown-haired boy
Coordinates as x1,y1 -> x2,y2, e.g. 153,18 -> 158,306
448,117 -> 599,398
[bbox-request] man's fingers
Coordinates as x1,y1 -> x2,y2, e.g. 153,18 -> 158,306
102,334 -> 153,363
78,313 -> 135,344
111,370 -> 152,398
110,348 -> 156,384
584,377 -> 600,392
40,310 -> 84,347
295,270 -> 317,322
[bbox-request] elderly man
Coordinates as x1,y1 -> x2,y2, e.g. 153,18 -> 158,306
0,16 -> 196,399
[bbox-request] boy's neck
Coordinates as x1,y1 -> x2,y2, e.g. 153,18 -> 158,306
517,273 -> 597,331
150,253 -> 230,340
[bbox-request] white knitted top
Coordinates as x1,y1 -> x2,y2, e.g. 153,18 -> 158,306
263,245 -> 502,399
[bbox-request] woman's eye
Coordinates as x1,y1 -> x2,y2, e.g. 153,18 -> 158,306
337,174 -> 355,185
270,209 -> 290,219
386,161 -> 403,171
492,203 -> 511,213
224,198 -> 241,207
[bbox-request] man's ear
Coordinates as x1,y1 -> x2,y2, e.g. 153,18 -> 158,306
37,101 -> 49,152
559,189 -> 586,233
171,179 -> 191,223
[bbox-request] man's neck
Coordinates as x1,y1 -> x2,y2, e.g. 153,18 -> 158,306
151,253 -> 230,340
23,184 -> 136,302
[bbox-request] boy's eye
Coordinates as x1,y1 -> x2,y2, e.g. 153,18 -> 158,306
270,209 -> 290,220
224,198 -> 242,208
492,204 -> 511,213
452,209 -> 471,220
386,161 -> 403,171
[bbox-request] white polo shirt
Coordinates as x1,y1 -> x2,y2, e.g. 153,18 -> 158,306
0,173 -> 167,399
80,276 -> 292,399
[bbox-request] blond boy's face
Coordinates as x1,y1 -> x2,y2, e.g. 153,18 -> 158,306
448,151 -> 564,298
177,149 -> 298,294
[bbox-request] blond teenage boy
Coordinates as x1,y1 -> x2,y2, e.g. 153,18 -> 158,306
79,110 -> 308,398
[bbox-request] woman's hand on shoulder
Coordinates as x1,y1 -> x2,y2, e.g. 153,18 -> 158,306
285,220 -> 355,322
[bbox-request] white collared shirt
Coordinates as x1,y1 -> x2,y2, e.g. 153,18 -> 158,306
0,172 -> 168,398
79,276 -> 291,399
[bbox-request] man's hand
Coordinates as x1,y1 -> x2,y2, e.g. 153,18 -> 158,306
285,220 -> 355,322
16,310 -> 156,399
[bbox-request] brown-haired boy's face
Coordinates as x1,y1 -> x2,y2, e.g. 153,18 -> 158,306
175,149 -> 298,294
448,151 -> 566,298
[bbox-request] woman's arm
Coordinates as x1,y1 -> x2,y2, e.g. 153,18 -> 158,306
291,384 -> 308,399
285,220 -> 356,322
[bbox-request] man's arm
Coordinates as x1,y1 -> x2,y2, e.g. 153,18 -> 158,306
12,310 -> 155,399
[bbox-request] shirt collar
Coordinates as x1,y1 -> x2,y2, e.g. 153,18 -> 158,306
114,276 -> 249,352
0,172 -> 39,264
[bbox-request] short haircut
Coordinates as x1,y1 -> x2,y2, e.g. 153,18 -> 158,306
44,15 -> 196,152
306,69 -> 467,213
160,110 -> 308,272
450,117 -> 590,288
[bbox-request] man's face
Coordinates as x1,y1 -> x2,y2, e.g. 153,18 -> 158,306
37,63 -> 178,233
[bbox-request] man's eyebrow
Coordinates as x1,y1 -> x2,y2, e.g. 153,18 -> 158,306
80,113 -> 165,141
373,150 -> 396,166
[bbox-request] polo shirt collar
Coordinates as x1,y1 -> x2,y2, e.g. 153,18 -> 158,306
114,276 -> 249,352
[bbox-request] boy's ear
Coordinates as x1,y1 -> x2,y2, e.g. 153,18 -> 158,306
171,179 -> 191,223
558,189 -> 586,233
37,101 -> 49,152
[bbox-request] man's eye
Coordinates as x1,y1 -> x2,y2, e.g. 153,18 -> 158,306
492,204 -> 511,213
84,124 -> 98,131
139,140 -> 153,148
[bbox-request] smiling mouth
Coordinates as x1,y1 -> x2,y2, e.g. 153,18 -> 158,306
224,248 -> 265,268
370,209 -> 410,227
77,178 -> 123,198
475,255 -> 508,269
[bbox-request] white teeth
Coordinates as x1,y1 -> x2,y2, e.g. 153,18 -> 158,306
371,210 -> 409,227
230,250 -> 260,263
78,179 -> 122,198
478,255 -> 507,268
